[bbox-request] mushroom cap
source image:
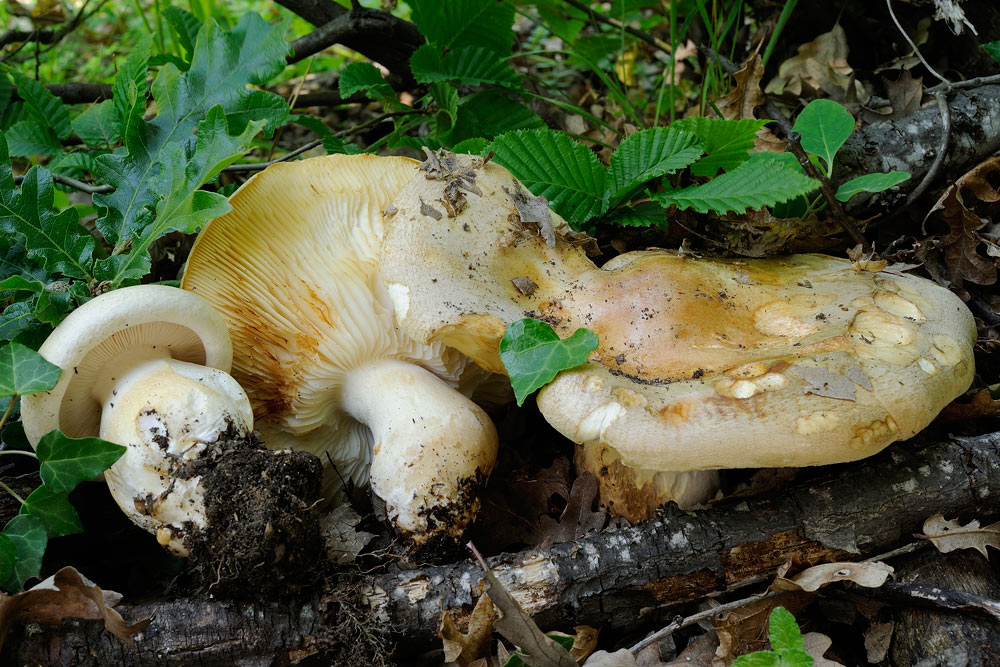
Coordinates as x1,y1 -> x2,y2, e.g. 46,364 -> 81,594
180,155 -> 482,489
21,284 -> 234,446
382,153 -> 976,471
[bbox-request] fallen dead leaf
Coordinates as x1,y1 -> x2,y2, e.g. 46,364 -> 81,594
0,566 -> 149,650
321,504 -> 376,566
920,513 -> 1000,558
773,561 -> 894,592
584,649 -> 636,666
715,52 -> 765,121
764,25 -> 867,104
883,70 -> 923,121
538,472 -> 607,545
803,632 -> 846,666
864,620 -> 894,663
662,630 -> 718,666
938,388 -> 1000,422
439,594 -> 498,666
569,625 -> 600,663
712,593 -> 812,663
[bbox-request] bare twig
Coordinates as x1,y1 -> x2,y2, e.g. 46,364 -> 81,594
885,0 -> 950,87
926,73 -> 1000,95
221,139 -> 323,173
13,172 -> 113,195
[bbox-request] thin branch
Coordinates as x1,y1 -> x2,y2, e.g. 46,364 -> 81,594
0,29 -> 58,49
222,139 -> 323,173
13,172 -> 113,195
885,0 -> 950,87
926,73 -> 1000,95
273,0 -> 346,27
559,0 -> 672,55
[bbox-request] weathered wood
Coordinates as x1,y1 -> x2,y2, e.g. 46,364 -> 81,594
5,431 -> 1000,664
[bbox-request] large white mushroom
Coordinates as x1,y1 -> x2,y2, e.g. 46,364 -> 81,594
379,152 -> 976,521
19,285 -> 312,558
181,154 -> 498,550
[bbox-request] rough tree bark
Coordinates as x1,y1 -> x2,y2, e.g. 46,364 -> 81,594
6,430 -> 1000,665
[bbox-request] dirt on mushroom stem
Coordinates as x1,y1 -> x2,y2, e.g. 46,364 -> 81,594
175,424 -> 324,595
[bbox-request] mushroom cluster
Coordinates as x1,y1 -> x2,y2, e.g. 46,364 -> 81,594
20,285 -> 321,573
378,152 -> 976,521
180,154 -> 498,551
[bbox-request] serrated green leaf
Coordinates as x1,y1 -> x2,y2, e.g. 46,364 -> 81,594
0,301 -> 36,342
0,342 -> 61,397
835,171 -> 911,201
602,201 -> 666,228
410,0 -> 515,53
490,129 -> 606,223
429,82 -> 459,124
0,138 -> 95,280
411,45 -> 521,89
2,514 -> 47,591
606,127 -> 703,208
776,648 -> 814,666
5,120 -> 61,157
500,318 -> 598,406
670,117 -> 769,177
792,99 -> 854,177
36,430 -> 126,494
111,36 -> 153,141
71,100 -> 120,147
452,137 -> 490,155
0,74 -> 11,120
769,607 -> 805,651
0,533 -> 15,586
655,153 -> 819,214
732,651 -> 781,666
445,91 -> 544,144
5,69 -> 72,140
339,62 -> 397,105
983,41 -> 1000,63
20,486 -> 82,538
93,14 -> 289,266
163,5 -> 202,63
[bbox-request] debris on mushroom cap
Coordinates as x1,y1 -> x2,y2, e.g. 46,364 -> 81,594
181,154 -> 498,548
380,153 -> 976,517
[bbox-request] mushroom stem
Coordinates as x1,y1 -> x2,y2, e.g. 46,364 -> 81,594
99,359 -> 253,555
341,359 -> 498,547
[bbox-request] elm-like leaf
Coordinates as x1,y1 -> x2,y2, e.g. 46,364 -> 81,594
36,430 -> 126,494
5,69 -> 72,140
983,41 -> 1000,64
410,0 -> 515,53
500,318 -> 598,406
0,342 -> 61,398
71,100 -> 120,147
606,126 -> 703,208
20,486 -> 83,538
792,99 -> 854,177
2,514 -> 47,591
339,62 -> 397,106
835,171 -> 911,201
410,45 -> 521,89
670,117 -> 768,177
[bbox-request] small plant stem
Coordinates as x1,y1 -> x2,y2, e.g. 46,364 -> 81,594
0,397 -> 16,434
0,479 -> 25,505
0,450 -> 38,461
762,0 -> 798,68
786,132 -> 868,249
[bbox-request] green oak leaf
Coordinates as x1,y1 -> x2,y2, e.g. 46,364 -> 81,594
500,318 -> 598,406
20,486 -> 83,538
36,430 -> 126,494
835,171 -> 911,201
792,99 -> 854,178
0,342 -> 61,398
2,514 -> 47,591
0,532 -> 15,585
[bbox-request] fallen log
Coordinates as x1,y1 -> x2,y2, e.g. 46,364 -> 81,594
5,430 -> 1000,665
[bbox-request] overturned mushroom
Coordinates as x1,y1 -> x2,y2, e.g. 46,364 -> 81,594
19,285 -> 321,573
181,154 -> 498,550
380,152 -> 975,521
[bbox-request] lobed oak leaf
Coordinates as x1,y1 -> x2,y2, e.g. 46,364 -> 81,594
715,53 -> 765,122
439,593 -> 498,666
773,561 -> 893,592
537,472 -> 607,545
920,513 -> 1000,558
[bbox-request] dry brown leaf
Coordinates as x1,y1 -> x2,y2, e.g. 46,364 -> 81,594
773,561 -> 894,592
469,544 -> 576,667
584,649 -> 637,666
439,594 -> 498,666
883,70 -> 923,121
764,25 -> 867,104
321,503 -> 376,566
715,53 -> 765,121
864,621 -> 894,663
712,593 -> 812,663
570,625 -> 600,663
661,630 -> 718,666
803,632 -> 845,666
938,388 -> 1000,422
538,472 -> 607,544
479,456 -> 572,549
0,566 -> 149,650
920,513 -> 1000,558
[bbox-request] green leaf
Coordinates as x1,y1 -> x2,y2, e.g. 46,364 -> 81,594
5,69 -> 72,140
20,486 -> 83,538
36,430 -> 127,494
0,342 -> 61,397
5,120 -> 61,157
602,201 -> 666,228
670,117 -> 769,176
776,648 -> 814,666
429,82 -> 459,125
769,607 -> 805,651
983,41 -> 1000,63
0,301 -> 36,342
2,514 -> 47,591
33,284 -> 74,327
452,137 -> 490,155
0,533 -> 15,586
163,5 -> 203,63
606,127 -> 703,208
732,652 -> 781,666
339,62 -> 397,106
410,45 -> 521,89
93,14 -> 289,268
792,99 -> 854,177
445,91 -> 544,144
410,0 -> 515,53
500,318 -> 598,406
72,100 -> 120,147
0,136 -> 95,281
490,129 -> 607,223
655,153 -> 819,214
835,171 -> 911,201
0,275 -> 43,293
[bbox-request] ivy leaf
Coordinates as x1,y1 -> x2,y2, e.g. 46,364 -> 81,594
490,129 -> 606,223
410,45 -> 521,89
36,430 -> 127,494
835,171 -> 911,201
670,117 -> 769,177
20,486 -> 83,538
410,0 -> 515,54
2,514 -> 47,591
0,136 -> 95,281
0,533 -> 15,585
606,127 -> 703,209
792,99 -> 854,177
71,100 -> 120,148
0,342 -> 61,398
655,153 -> 819,214
500,318 -> 598,406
